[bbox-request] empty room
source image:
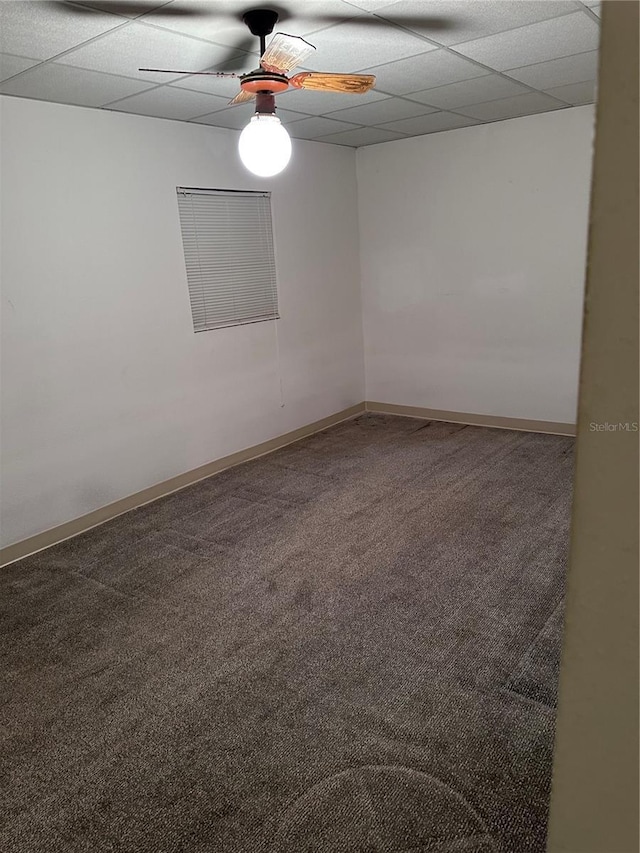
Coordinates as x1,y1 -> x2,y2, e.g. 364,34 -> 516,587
1,1 -> 638,852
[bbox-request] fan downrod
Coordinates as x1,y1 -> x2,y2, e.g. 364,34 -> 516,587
242,9 -> 280,65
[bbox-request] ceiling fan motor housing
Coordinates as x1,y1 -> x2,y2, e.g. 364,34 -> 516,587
241,9 -> 279,37
240,70 -> 289,95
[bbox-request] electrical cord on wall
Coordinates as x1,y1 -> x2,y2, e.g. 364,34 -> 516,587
274,318 -> 285,407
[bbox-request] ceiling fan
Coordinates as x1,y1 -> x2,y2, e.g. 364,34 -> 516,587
43,3 -> 457,175
139,8 -> 376,107
138,8 -> 377,176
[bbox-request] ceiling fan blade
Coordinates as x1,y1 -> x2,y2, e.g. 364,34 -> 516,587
288,73 -> 376,95
46,1 -> 209,17
278,13 -> 457,32
228,90 -> 256,106
214,37 -> 258,73
139,68 -> 240,77
260,33 -> 316,75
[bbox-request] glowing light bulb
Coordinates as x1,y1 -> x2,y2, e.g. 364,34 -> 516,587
238,113 -> 292,178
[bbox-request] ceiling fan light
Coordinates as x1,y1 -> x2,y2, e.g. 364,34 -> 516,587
238,113 -> 292,177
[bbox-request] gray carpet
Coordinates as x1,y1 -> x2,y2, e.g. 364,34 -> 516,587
0,414 -> 574,853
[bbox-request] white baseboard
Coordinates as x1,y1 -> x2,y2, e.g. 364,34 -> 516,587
365,401 -> 576,437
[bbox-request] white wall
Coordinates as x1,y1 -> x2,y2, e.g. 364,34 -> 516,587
1,99 -> 595,548
0,96 -> 364,548
357,106 -> 594,423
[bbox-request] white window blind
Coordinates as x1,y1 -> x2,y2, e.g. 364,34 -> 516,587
177,187 -> 279,332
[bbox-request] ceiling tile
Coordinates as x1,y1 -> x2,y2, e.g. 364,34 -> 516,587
275,87 -> 389,115
0,53 -> 40,83
359,50 -> 489,96
378,110 -> 481,135
456,91 -> 567,121
286,115 -> 362,139
104,83 -> 230,119
0,1 -> 126,60
59,20 -> 246,83
326,95 -> 437,124
0,61 -> 156,106
504,50 -> 599,89
318,126 -> 406,146
452,12 -> 600,70
297,19 -> 436,73
544,79 -> 596,105
407,74 -> 529,110
373,0 -> 578,47
345,0 -> 404,10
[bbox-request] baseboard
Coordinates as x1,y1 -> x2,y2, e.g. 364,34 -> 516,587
0,402 -> 366,568
365,401 -> 576,437
1,400 -> 575,567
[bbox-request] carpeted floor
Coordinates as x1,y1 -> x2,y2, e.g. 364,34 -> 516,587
0,414 -> 574,853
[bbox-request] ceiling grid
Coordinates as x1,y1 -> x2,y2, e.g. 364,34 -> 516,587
0,0 -> 601,146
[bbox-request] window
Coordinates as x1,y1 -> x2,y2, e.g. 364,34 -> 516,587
176,187 -> 279,332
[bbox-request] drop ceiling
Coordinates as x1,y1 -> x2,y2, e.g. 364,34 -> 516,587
0,0 -> 601,147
